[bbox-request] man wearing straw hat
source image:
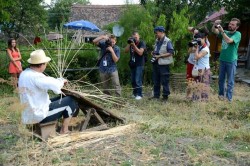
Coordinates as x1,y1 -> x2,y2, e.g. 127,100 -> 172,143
18,49 -> 79,134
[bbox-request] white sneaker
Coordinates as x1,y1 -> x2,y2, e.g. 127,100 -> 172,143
135,96 -> 142,100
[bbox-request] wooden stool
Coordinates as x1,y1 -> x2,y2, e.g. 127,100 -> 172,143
39,121 -> 57,140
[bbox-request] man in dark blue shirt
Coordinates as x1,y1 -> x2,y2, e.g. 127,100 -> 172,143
151,26 -> 174,101
125,31 -> 146,100
93,34 -> 121,96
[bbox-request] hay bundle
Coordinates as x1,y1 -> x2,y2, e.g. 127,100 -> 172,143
46,124 -> 136,152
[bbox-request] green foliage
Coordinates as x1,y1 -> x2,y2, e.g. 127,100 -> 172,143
118,5 -> 154,47
1,0 -> 47,37
214,149 -> 235,158
155,14 -> 166,28
69,49 -> 100,82
102,22 -> 118,34
225,0 -> 250,22
169,7 -> 189,44
0,0 -> 14,22
168,6 -> 190,69
117,52 -> 131,85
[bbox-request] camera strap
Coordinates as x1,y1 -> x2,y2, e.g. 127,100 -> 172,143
195,43 -> 207,65
130,41 -> 140,59
97,51 -> 109,66
155,38 -> 164,53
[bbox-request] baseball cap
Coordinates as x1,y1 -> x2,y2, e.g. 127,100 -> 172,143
154,26 -> 165,33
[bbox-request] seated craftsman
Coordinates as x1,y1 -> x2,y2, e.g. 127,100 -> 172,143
18,49 -> 79,134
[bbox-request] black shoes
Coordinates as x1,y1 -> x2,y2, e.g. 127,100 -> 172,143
161,96 -> 168,102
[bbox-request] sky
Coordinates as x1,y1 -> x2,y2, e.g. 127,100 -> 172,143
44,0 -> 140,5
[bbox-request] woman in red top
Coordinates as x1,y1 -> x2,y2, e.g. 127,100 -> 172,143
7,38 -> 22,88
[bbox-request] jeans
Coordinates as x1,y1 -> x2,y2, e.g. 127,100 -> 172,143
218,60 -> 237,101
100,70 -> 121,96
153,64 -> 170,98
131,66 -> 144,97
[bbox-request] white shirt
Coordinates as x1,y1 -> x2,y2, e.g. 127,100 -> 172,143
18,68 -> 64,124
196,46 -> 210,70
188,53 -> 195,65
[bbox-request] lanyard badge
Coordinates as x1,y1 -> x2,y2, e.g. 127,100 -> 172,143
103,58 -> 107,66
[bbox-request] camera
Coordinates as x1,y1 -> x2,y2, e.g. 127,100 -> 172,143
151,52 -> 159,64
214,24 -> 221,29
104,39 -> 112,53
188,39 -> 201,47
105,39 -> 112,47
127,37 -> 136,44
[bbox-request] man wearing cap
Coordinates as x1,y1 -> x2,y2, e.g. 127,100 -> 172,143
151,26 -> 174,101
18,49 -> 79,134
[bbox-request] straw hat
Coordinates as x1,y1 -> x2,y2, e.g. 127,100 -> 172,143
27,49 -> 51,64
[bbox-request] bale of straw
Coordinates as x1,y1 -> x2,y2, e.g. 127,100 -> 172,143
48,124 -> 136,148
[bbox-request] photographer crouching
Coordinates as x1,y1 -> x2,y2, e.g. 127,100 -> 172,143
93,34 -> 121,96
125,31 -> 146,100
150,26 -> 174,102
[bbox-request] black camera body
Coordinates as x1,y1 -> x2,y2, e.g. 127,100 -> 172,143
188,39 -> 201,47
127,37 -> 136,44
104,39 -> 112,53
105,39 -> 112,47
151,52 -> 159,64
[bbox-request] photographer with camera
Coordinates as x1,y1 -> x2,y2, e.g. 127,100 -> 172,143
212,18 -> 241,102
188,32 -> 211,101
93,34 -> 121,96
188,26 -> 210,47
150,26 -> 174,102
124,31 -> 146,100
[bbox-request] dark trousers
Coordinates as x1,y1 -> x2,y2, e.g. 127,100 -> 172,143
131,66 -> 144,97
152,64 -> 170,98
40,96 -> 79,124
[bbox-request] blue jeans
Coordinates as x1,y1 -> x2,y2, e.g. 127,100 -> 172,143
153,64 -> 170,98
131,66 -> 144,97
218,60 -> 237,101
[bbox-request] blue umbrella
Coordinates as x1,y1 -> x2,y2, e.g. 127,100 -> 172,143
63,20 -> 101,32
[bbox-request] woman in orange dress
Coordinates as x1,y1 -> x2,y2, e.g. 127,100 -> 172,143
7,38 -> 22,88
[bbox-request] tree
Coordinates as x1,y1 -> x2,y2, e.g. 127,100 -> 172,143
118,5 -> 154,47
224,0 -> 250,22
0,0 -> 15,23
168,7 -> 190,65
140,0 -> 224,32
1,0 -> 47,38
48,0 -> 90,29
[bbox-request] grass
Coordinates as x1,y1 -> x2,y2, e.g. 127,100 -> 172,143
0,82 -> 249,165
